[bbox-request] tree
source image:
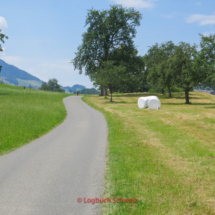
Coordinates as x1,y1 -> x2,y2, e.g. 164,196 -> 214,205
144,41 -> 176,97
40,79 -> 65,92
144,43 -> 165,93
40,82 -> 49,91
107,45 -> 146,93
72,5 -> 142,95
196,33 -> 215,88
0,29 -> 8,72
91,61 -> 126,101
170,42 -> 198,104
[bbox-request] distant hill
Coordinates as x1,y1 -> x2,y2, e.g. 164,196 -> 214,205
64,84 -> 86,92
0,59 -> 43,88
0,59 -> 87,91
79,88 -> 100,94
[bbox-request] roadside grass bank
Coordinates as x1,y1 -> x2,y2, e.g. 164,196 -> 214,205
0,83 -> 69,156
82,92 -> 215,215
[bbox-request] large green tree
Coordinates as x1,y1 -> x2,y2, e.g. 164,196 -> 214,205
170,42 -> 198,104
91,45 -> 146,96
0,29 -> 8,72
91,61 -> 126,101
196,33 -> 215,88
108,45 -> 146,93
144,43 -> 165,93
144,41 -> 176,97
72,5 -> 142,95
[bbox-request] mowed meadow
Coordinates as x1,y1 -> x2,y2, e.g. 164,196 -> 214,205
83,92 -> 215,215
0,83 -> 69,155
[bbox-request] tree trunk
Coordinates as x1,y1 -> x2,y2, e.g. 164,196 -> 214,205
185,90 -> 190,104
100,87 -> 106,96
109,85 -> 113,102
161,89 -> 164,94
100,86 -> 104,96
168,86 -> 171,98
110,88 -> 113,102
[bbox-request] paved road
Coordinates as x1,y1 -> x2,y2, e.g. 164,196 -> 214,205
0,96 -> 107,215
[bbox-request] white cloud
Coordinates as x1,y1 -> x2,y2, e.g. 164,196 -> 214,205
202,31 -> 215,37
186,13 -> 215,26
111,0 -> 155,8
0,17 -> 8,29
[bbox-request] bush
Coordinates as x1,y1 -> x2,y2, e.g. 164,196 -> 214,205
148,86 -> 183,94
148,88 -> 160,93
167,86 -> 183,92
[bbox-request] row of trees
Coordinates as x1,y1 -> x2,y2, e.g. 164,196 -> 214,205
40,79 -> 65,92
73,5 -> 215,103
145,34 -> 215,103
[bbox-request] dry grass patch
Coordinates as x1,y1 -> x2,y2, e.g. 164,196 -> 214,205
83,92 -> 215,214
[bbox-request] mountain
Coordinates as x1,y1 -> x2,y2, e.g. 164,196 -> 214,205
78,88 -> 100,94
0,59 -> 43,88
0,59 -> 87,91
64,84 -> 86,92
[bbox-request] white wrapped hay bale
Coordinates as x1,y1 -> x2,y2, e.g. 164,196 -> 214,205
138,97 -> 149,108
148,98 -> 161,110
138,96 -> 161,110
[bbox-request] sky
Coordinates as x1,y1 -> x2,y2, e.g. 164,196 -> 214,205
0,0 -> 215,88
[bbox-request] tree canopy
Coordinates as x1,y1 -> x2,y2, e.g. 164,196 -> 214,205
91,60 -> 126,101
144,40 -> 205,103
144,41 -> 176,97
40,79 -> 65,92
169,42 -> 198,104
72,5 -> 215,103
196,33 -> 215,88
72,5 -> 142,96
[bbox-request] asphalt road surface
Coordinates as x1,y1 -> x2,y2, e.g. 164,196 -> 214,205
0,96 -> 107,215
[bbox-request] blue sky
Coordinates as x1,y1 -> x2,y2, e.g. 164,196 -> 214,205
0,0 -> 215,87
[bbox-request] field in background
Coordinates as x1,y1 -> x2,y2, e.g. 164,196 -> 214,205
0,83 -> 69,155
16,78 -> 42,88
83,92 -> 215,214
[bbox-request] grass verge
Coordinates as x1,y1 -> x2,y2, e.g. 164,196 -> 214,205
82,92 -> 215,215
0,83 -> 69,156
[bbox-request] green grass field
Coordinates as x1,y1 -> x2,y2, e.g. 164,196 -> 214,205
0,83 -> 69,155
82,92 -> 215,215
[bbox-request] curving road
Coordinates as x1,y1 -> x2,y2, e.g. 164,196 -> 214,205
0,96 -> 107,215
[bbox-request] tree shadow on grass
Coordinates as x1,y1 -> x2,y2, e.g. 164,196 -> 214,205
164,96 -> 207,100
163,102 -> 215,106
112,92 -> 211,99
112,94 -> 208,100
113,93 -> 161,98
103,100 -> 135,104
